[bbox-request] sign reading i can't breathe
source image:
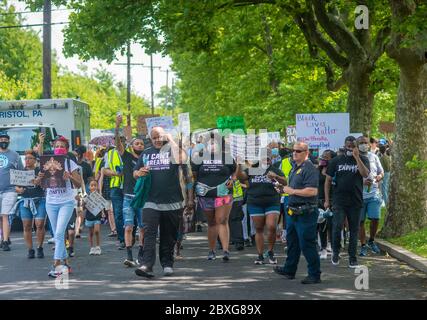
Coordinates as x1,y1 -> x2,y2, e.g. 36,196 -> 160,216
296,113 -> 350,151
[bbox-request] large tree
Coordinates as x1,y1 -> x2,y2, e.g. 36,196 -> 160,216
380,0 -> 427,237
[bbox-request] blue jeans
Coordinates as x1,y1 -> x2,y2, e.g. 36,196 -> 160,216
110,188 -> 124,242
283,208 -> 321,279
381,172 -> 390,205
46,201 -> 75,261
19,198 -> 47,221
123,195 -> 144,228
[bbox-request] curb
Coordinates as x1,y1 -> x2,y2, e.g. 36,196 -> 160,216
376,239 -> 427,274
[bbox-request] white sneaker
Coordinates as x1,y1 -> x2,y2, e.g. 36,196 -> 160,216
47,238 -> 55,244
95,246 -> 102,255
326,243 -> 332,253
89,247 -> 96,255
163,267 -> 174,276
319,249 -> 328,260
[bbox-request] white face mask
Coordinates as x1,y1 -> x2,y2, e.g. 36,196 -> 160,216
358,144 -> 370,153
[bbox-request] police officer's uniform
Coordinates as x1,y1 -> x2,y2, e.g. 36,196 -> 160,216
280,159 -> 321,281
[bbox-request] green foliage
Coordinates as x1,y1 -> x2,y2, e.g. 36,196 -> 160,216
406,155 -> 427,182
388,227 -> 427,258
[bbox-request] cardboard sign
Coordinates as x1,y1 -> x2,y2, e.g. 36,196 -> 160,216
379,122 -> 395,134
178,113 -> 191,138
229,134 -> 247,162
296,113 -> 350,151
10,170 -> 35,187
145,116 -> 175,134
84,191 -> 109,215
40,156 -> 66,189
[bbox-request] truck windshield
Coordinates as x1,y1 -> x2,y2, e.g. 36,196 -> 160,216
0,127 -> 53,155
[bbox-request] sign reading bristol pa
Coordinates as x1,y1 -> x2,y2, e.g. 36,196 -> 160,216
296,113 -> 350,151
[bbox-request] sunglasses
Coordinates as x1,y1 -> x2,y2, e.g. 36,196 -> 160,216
293,149 -> 307,153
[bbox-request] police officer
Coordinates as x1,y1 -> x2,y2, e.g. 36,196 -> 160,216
274,142 -> 321,284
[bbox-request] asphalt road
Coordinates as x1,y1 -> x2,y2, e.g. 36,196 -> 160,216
0,225 -> 426,300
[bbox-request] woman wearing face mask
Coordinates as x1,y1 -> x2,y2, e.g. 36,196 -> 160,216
317,150 -> 336,259
191,134 -> 235,261
39,136 -> 82,278
236,150 -> 286,265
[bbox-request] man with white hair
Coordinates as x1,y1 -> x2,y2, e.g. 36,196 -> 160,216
134,127 -> 192,278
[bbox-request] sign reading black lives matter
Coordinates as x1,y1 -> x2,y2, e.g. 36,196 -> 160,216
40,156 -> 66,189
10,170 -> 35,187
84,192 -> 109,215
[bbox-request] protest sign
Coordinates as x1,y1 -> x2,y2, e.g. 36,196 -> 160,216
145,116 -> 175,134
286,125 -> 297,144
40,156 -> 66,189
137,114 -> 160,135
216,116 -> 246,135
296,113 -> 350,151
84,191 -> 109,216
178,113 -> 191,138
10,170 -> 35,187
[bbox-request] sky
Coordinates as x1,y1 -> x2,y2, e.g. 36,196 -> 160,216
9,1 -> 175,104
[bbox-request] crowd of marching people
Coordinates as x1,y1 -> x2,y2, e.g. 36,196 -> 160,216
0,117 -> 393,284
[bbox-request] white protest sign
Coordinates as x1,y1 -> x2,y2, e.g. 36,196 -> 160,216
259,132 -> 268,147
10,170 -> 35,187
178,113 -> 191,138
268,132 -> 281,143
296,113 -> 350,151
229,134 -> 247,161
145,116 -> 175,134
286,125 -> 297,144
246,134 -> 260,161
84,192 -> 109,216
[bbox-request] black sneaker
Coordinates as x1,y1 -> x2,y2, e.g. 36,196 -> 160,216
2,241 -> 10,252
254,255 -> 264,265
267,251 -> 277,264
124,259 -> 138,268
244,239 -> 252,247
118,242 -> 126,250
135,265 -> 154,278
207,250 -> 216,261
68,247 -> 75,257
235,243 -> 244,251
37,247 -> 44,259
222,251 -> 230,262
273,266 -> 295,279
196,224 -> 203,232
349,258 -> 360,269
301,276 -> 321,284
28,249 -> 35,259
331,252 -> 340,265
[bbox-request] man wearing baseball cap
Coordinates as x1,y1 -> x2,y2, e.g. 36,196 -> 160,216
0,131 -> 24,251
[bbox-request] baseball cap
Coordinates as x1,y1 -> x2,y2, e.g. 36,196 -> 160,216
0,131 -> 10,139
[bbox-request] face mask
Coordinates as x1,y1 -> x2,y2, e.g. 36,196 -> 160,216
54,147 -> 68,156
0,142 -> 9,150
346,149 -> 353,157
358,144 -> 370,153
271,148 -> 279,157
319,159 -> 328,167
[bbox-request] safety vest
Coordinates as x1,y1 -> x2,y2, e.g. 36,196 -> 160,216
94,157 -> 103,177
281,158 -> 293,197
233,180 -> 244,201
107,149 -> 124,188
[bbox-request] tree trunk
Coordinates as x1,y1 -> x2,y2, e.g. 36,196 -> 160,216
346,62 -> 374,135
380,62 -> 427,238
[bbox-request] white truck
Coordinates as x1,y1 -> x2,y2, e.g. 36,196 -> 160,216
0,99 -> 90,155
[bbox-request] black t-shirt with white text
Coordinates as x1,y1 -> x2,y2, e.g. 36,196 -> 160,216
135,146 -> 183,204
191,152 -> 236,198
122,150 -> 139,195
245,165 -> 284,206
326,155 -> 370,208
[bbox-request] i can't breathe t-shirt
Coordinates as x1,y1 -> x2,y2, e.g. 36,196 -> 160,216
135,146 -> 183,205
46,159 -> 79,204
245,165 -> 284,206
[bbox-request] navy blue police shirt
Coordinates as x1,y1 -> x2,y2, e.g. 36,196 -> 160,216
288,160 -> 319,206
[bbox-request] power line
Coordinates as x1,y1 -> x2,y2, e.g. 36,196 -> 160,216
0,21 -> 68,29
0,8 -> 72,16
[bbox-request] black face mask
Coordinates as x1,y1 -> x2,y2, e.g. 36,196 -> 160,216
0,142 -> 9,150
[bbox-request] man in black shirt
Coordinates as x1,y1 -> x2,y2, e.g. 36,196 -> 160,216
274,142 -> 321,284
105,115 -> 145,267
325,136 -> 370,268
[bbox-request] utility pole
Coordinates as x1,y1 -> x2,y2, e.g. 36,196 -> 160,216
141,55 -> 160,115
42,0 -> 51,99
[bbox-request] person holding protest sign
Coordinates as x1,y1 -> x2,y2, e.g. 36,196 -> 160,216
15,150 -> 47,259
134,126 -> 189,278
84,177 -> 103,255
236,150 -> 286,265
0,131 -> 24,252
40,136 -> 82,278
191,133 -> 235,262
